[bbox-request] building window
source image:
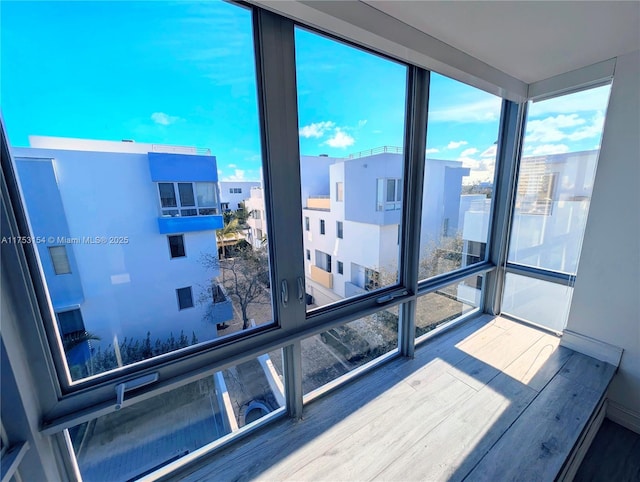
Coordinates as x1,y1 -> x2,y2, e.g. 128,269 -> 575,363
167,235 -> 186,258
337,221 -> 343,239
56,309 -> 89,351
257,228 -> 263,240
376,178 -> 402,211
316,250 -> 331,273
158,182 -> 219,217
252,210 -> 261,219
305,216 -> 310,231
337,261 -> 344,275
320,219 -> 325,235
229,187 -> 242,194
56,309 -> 85,336
306,249 -> 311,260
336,182 -> 344,202
365,268 -> 380,291
48,246 -> 71,275
176,287 -> 194,310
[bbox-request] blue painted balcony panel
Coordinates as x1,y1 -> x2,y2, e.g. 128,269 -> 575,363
157,215 -> 224,234
148,152 -> 218,182
211,299 -> 234,325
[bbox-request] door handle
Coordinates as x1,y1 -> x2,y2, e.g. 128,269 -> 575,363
297,277 -> 305,304
281,279 -> 289,307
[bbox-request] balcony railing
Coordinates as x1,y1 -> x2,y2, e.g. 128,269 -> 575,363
347,145 -> 402,159
306,197 -> 331,210
151,144 -> 211,156
310,265 -> 333,289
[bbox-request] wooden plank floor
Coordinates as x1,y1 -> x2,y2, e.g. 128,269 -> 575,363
178,315 -> 616,482
574,418 -> 640,481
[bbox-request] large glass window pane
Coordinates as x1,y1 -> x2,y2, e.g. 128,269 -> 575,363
295,27 -> 408,311
301,307 -> 399,396
419,74 -> 502,280
159,183 -> 177,208
508,85 -> 611,274
3,1 -> 274,381
178,182 -> 196,207
415,274 -> 483,339
68,350 -> 284,481
195,182 -> 217,208
502,273 -> 572,333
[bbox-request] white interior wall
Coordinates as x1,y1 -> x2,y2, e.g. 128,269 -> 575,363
564,49 -> 640,431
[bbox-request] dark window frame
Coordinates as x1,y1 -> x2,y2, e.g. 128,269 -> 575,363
176,286 -> 194,310
167,234 -> 186,259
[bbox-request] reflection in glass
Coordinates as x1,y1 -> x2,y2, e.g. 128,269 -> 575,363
69,351 -> 284,481
502,273 -> 572,332
419,73 -> 502,280
415,275 -> 482,339
508,85 -> 611,275
295,27 -> 408,311
301,307 -> 399,395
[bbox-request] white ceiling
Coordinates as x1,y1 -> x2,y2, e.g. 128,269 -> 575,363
362,1 -> 640,84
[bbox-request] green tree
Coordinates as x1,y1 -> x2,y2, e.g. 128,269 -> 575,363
216,217 -> 242,258
235,201 -> 252,227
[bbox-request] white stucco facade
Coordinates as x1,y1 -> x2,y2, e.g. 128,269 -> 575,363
12,138 -> 231,359
219,181 -> 261,211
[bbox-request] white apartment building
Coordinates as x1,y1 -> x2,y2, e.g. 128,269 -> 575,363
12,136 -> 232,367
301,148 -> 469,307
244,186 -> 267,248
219,181 -> 261,211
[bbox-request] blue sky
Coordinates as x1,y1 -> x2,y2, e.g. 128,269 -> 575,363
1,1 -> 610,184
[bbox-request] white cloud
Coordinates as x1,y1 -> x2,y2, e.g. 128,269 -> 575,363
429,98 -> 502,123
531,144 -> 570,155
299,121 -> 335,138
459,157 -> 481,169
460,147 -> 479,157
456,149 -> 497,185
567,111 -> 605,141
324,129 -> 355,148
150,112 -> 182,126
223,169 -> 246,181
425,148 -> 439,154
357,119 -> 368,128
227,163 -> 237,168
447,140 -> 468,149
480,145 -> 497,158
525,112 -> 604,144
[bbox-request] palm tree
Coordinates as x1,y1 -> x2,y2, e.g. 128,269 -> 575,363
62,330 -> 101,352
216,217 -> 242,258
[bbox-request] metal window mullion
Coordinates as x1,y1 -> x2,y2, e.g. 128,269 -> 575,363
398,66 -> 430,358
282,342 -> 303,419
253,9 -> 306,418
505,263 -> 576,287
417,262 -> 495,297
483,100 -> 528,315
